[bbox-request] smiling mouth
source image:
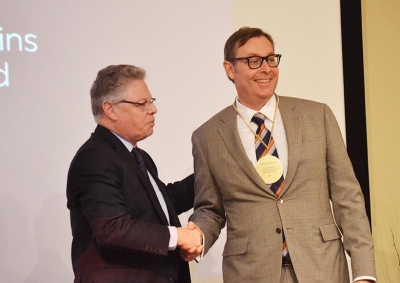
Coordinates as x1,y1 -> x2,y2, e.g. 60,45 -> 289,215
255,79 -> 272,83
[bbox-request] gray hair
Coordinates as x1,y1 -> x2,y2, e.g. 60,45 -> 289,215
90,64 -> 146,122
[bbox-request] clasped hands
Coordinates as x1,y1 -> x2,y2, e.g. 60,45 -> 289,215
177,221 -> 203,262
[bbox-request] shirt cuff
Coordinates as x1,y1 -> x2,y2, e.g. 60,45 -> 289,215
168,226 -> 178,250
353,276 -> 377,282
195,233 -> 205,262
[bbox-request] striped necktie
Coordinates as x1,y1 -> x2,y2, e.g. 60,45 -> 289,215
252,112 -> 291,264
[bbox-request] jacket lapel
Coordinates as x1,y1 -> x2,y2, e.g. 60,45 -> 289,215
94,125 -> 170,225
141,150 -> 180,226
279,97 -> 301,196
217,106 -> 277,197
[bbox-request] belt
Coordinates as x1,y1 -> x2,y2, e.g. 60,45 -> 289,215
282,257 -> 292,267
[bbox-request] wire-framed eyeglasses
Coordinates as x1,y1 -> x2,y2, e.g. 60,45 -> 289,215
118,98 -> 156,111
229,54 -> 282,69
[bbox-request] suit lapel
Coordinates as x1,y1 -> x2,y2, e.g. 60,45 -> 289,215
279,97 -> 301,195
94,125 -> 170,225
217,106 -> 276,197
141,150 -> 180,226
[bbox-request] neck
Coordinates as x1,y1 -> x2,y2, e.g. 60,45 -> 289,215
237,94 -> 275,111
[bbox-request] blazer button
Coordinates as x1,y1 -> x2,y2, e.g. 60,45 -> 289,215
144,245 -> 149,250
277,198 -> 284,204
276,228 -> 282,234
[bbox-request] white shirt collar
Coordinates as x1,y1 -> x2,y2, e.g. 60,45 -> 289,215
111,131 -> 135,152
235,95 -> 277,125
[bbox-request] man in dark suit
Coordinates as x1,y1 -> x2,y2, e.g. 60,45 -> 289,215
67,64 -> 202,283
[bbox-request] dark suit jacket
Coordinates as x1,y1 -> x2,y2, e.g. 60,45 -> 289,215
67,125 -> 194,283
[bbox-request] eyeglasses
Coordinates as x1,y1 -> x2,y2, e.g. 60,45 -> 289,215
229,54 -> 282,69
118,98 -> 156,111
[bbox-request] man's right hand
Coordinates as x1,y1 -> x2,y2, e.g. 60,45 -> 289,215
177,222 -> 203,261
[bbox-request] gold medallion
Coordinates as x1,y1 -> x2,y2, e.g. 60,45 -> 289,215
255,155 -> 283,184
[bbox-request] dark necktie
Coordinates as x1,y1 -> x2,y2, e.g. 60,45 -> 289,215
131,147 -> 148,178
252,112 -> 291,264
132,147 -> 171,224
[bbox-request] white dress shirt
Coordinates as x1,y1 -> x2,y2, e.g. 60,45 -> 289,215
112,132 -> 178,250
235,95 -> 288,175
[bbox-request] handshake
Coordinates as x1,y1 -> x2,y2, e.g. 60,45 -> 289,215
177,221 -> 203,262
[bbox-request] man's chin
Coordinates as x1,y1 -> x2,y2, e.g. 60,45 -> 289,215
146,128 -> 154,137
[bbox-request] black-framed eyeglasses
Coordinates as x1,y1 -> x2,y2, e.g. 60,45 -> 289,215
118,98 -> 156,111
229,54 -> 282,69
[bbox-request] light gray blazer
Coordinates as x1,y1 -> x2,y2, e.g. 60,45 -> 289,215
190,96 -> 376,283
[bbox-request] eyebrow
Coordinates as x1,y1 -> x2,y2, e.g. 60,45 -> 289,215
235,51 -> 273,58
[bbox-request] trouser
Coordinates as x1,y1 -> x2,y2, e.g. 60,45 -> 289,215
279,265 -> 299,283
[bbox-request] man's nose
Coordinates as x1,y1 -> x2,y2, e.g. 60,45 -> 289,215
259,58 -> 272,72
148,103 -> 157,114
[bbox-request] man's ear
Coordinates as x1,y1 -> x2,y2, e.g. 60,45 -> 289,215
102,101 -> 118,121
223,60 -> 235,82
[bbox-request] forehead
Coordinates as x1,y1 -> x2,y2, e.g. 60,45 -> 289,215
235,36 -> 274,56
123,79 -> 151,100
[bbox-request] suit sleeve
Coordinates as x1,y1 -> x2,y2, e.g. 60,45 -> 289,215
164,174 -> 195,215
67,146 -> 171,257
140,149 -> 195,215
324,104 -> 376,278
188,130 -> 226,255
